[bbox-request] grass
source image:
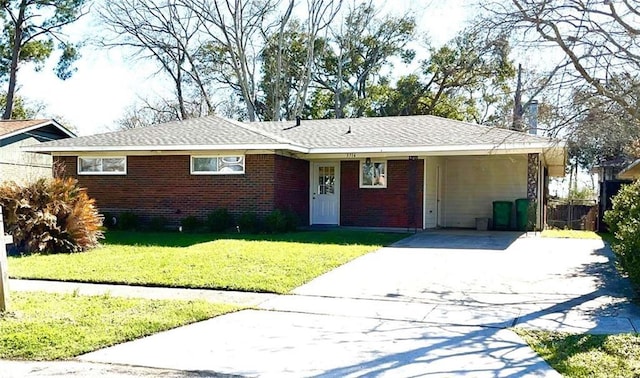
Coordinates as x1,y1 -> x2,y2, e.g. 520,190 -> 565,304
0,291 -> 239,360
540,229 -> 602,239
516,329 -> 640,377
8,230 -> 405,294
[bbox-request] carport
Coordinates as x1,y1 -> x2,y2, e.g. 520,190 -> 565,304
423,146 -> 566,231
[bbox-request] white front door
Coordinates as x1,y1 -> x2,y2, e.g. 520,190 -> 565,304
311,162 -> 340,225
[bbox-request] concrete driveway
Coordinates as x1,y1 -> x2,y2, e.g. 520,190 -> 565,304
77,231 -> 639,377
285,231 -> 639,333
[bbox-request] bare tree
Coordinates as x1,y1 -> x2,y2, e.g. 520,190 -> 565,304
98,0 -> 214,120
187,0 -> 281,122
117,98 -> 184,129
478,0 -> 640,122
291,0 -> 343,118
271,0 -> 295,121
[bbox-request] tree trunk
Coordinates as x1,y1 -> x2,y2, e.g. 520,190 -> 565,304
272,0 -> 293,121
0,206 -> 8,313
2,0 -> 27,120
334,44 -> 343,118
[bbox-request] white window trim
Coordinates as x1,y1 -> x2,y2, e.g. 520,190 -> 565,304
359,159 -> 387,188
190,155 -> 245,175
77,156 -> 127,175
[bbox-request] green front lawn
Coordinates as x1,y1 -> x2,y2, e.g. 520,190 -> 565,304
0,291 -> 239,360
9,230 -> 404,294
516,329 -> 640,377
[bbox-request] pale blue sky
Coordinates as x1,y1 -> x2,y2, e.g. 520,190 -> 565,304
17,0 -> 470,136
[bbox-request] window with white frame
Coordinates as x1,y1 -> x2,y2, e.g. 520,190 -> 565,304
191,155 -> 245,174
78,157 -> 126,175
360,158 -> 387,188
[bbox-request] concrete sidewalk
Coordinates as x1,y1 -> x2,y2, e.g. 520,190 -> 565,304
8,279 -> 277,307
0,360 -> 240,378
80,309 -> 557,377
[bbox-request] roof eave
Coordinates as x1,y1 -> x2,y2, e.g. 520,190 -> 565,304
23,143 -> 310,154
307,141 -> 563,155
617,158 -> 640,180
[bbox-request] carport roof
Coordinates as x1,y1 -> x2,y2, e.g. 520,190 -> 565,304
25,114 -> 563,155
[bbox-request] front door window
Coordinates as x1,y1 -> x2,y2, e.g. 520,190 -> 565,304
318,166 -> 335,194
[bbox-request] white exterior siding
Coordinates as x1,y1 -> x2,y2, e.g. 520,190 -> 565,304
440,155 -> 527,228
0,137 -> 53,184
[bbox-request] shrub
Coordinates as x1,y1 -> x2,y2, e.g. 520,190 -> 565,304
604,180 -> 640,286
206,209 -> 233,232
264,209 -> 298,233
101,212 -> 117,230
0,178 -> 104,254
180,216 -> 201,232
237,212 -> 258,233
118,211 -> 138,230
149,216 -> 169,232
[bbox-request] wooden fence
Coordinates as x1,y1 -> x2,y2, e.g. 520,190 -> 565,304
547,199 -> 598,231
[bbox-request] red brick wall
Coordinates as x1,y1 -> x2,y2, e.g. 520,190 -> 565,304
340,159 -> 424,228
274,155 -> 310,226
55,154 -> 301,225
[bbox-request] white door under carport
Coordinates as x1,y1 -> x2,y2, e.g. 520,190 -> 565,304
424,155 -> 528,229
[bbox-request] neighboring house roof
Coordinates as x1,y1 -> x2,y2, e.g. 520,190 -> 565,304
0,119 -> 76,142
618,158 -> 640,180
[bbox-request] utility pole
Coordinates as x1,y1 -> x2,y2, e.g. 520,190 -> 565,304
512,63 -> 524,131
0,207 -> 9,312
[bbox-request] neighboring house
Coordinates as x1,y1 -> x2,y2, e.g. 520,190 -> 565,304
617,158 -> 640,180
25,115 -> 566,230
592,157 -> 634,231
1,119 -> 75,184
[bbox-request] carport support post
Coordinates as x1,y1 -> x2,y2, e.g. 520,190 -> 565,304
527,153 -> 540,230
0,206 -> 9,312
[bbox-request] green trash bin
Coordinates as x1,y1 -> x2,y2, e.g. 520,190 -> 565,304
515,198 -> 530,231
493,201 -> 513,230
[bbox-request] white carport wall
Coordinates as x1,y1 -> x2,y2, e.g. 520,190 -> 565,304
422,154 -> 549,230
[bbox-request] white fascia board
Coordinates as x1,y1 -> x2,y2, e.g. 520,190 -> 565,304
307,141 -> 561,155
1,120 -> 76,141
24,143 -> 310,154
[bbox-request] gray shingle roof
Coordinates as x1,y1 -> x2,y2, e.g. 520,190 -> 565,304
259,115 -> 554,150
28,114 -> 560,152
35,116 -> 285,150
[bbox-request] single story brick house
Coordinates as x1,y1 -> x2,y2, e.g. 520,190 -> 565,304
1,119 -> 75,184
25,115 -> 566,230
